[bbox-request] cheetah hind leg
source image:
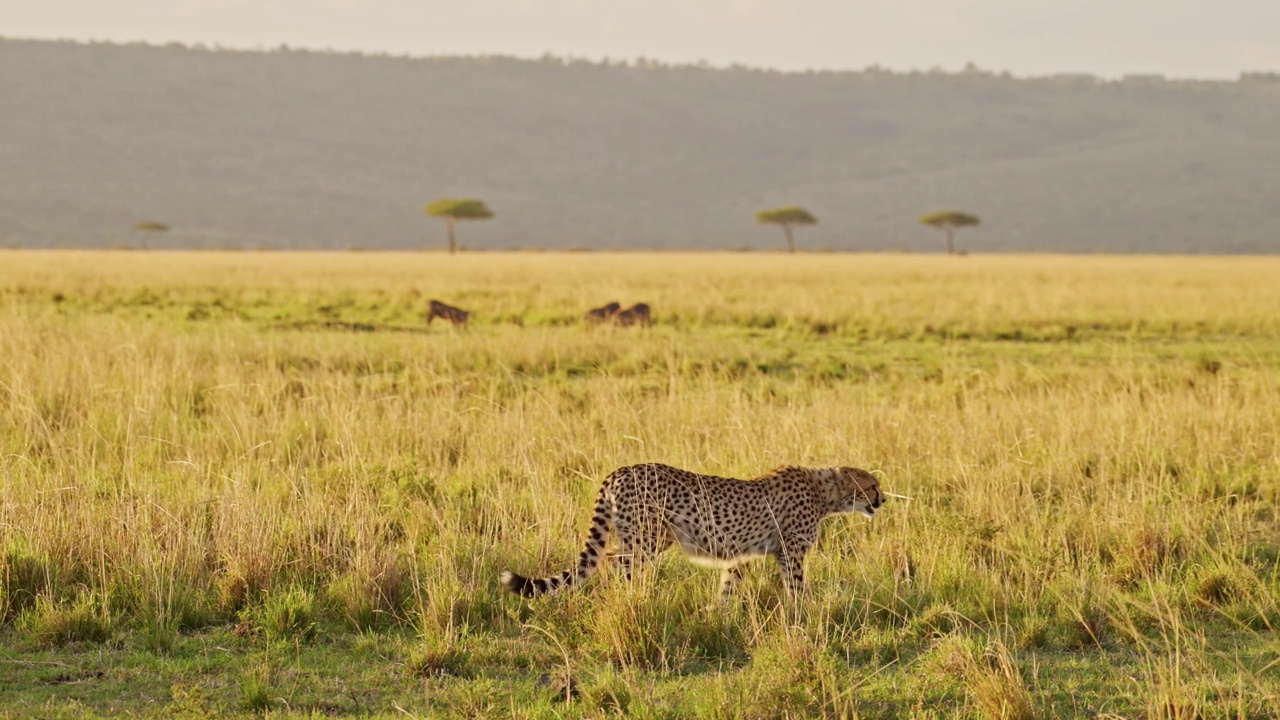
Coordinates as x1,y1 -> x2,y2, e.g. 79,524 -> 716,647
609,518 -> 671,584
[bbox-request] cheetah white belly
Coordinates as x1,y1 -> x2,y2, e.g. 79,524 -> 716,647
684,552 -> 767,569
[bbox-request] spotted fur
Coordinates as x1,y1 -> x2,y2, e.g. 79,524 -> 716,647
500,463 -> 883,598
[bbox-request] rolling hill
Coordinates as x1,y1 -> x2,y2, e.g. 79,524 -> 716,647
2,38 -> 1278,252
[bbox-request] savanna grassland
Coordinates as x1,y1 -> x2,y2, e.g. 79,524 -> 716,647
1,251 -> 1278,719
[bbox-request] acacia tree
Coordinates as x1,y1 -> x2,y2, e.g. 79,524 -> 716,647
920,210 -> 981,255
755,206 -> 817,253
424,198 -> 494,254
133,221 -> 169,250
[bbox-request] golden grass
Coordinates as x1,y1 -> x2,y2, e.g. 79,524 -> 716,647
1,250 -> 1278,716
4,251 -> 1279,336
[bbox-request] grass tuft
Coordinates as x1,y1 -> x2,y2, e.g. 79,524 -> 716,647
909,602 -> 967,639
1015,615 -> 1052,651
143,618 -> 179,655
1193,569 -> 1242,607
1,547 -> 46,623
243,586 -> 317,643
238,657 -> 278,713
406,640 -> 475,679
1060,593 -> 1110,649
965,641 -> 1039,720
22,594 -> 113,646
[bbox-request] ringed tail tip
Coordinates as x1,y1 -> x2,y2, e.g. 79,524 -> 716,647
500,570 -> 540,597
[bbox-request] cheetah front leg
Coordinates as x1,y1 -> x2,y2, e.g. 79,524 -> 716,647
775,535 -> 813,596
777,554 -> 806,595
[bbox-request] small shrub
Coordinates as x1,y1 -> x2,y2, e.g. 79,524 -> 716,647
909,602 -> 965,639
921,634 -> 981,680
588,578 -> 747,671
1016,615 -> 1052,651
1193,569 -> 1241,607
1059,594 -> 1109,649
1144,655 -> 1207,720
1227,601 -> 1277,632
736,633 -> 851,718
1110,525 -> 1185,587
325,561 -> 409,631
239,660 -> 277,712
1239,542 -> 1279,570
173,593 -> 219,632
215,571 -> 251,614
144,618 -> 179,655
23,594 -> 113,646
406,641 -> 474,679
966,642 -> 1038,720
1,548 -> 46,623
244,586 -> 317,642
581,668 -> 632,713
166,683 -> 215,718
590,592 -> 680,671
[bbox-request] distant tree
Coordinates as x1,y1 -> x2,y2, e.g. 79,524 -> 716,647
755,206 -> 817,253
133,221 -> 169,249
424,198 -> 494,254
919,210 -> 981,255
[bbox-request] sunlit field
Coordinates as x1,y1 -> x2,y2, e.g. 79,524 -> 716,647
2,251 -> 1278,718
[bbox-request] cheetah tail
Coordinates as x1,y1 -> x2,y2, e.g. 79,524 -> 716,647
501,485 -> 612,598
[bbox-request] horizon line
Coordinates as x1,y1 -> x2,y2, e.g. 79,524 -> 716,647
5,34 -> 1274,84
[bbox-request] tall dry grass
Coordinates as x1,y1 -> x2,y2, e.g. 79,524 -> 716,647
1,251 -> 1278,715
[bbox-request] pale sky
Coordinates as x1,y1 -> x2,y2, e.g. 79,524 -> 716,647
5,0 -> 1279,79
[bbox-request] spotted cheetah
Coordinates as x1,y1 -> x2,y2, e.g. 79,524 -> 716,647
500,463 -> 883,598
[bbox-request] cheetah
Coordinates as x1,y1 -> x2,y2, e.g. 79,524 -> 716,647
426,299 -> 469,327
500,463 -> 883,598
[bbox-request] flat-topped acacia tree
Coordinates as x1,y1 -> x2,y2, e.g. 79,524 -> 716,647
133,221 -> 169,250
424,198 -> 494,254
920,210 -> 981,255
755,206 -> 817,253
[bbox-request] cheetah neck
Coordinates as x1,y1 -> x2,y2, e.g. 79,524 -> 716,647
814,468 -> 847,514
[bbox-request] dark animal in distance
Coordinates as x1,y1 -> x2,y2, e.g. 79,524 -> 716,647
584,301 -> 622,323
612,303 -> 651,327
427,299 -> 469,327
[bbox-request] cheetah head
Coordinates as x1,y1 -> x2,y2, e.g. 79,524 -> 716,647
835,467 -> 883,518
